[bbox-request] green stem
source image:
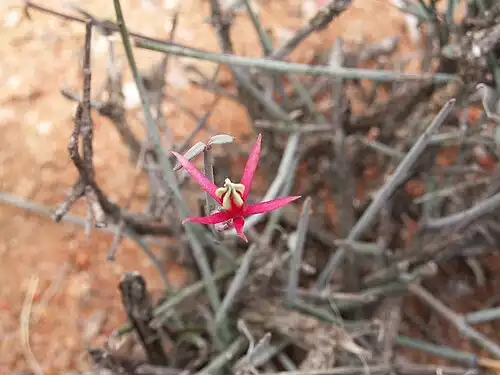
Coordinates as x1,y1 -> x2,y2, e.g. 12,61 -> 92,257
136,39 -> 456,83
113,0 -> 222,316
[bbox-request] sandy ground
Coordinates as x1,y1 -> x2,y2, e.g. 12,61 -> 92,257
0,0 -> 423,372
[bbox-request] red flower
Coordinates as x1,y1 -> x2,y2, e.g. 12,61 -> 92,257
172,134 -> 301,242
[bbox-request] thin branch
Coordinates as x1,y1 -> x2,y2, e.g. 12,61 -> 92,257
194,336 -> 247,375
408,282 -> 500,357
329,37 -> 357,293
215,245 -> 256,327
136,39 -> 456,83
24,1 -> 181,46
466,307 -> 500,325
270,0 -> 353,60
421,190 -> 500,229
286,197 -> 312,304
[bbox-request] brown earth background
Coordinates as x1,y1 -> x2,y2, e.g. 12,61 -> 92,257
0,0 -> 480,372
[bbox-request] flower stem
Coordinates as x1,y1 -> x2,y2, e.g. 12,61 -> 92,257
203,146 -> 217,215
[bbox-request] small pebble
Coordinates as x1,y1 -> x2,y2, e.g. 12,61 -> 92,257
3,9 -> 21,28
36,121 -> 53,135
82,309 -> 108,341
123,82 -> 140,110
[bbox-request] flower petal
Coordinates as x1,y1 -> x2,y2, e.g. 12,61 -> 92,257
172,151 -> 221,203
233,216 -> 247,242
240,134 -> 262,201
183,210 -> 234,225
243,196 -> 301,216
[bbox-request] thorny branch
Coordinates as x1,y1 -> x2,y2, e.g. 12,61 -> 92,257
270,0 -> 352,61
53,22 -> 176,239
54,22 -> 106,228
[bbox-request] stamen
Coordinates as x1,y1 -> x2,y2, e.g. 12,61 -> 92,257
215,178 -> 245,210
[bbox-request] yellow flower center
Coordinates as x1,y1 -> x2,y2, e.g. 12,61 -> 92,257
215,178 -> 245,210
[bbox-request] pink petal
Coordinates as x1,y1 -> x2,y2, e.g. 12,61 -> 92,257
172,151 -> 221,204
243,196 -> 301,216
240,134 -> 262,201
233,216 -> 247,242
183,210 -> 234,225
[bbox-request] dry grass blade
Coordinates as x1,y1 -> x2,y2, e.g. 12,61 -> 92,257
20,275 -> 43,375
